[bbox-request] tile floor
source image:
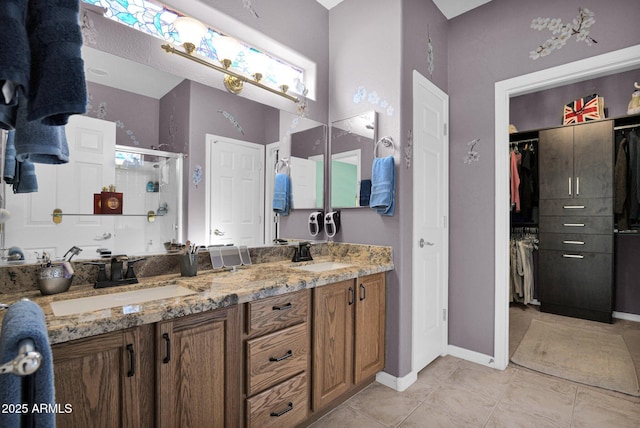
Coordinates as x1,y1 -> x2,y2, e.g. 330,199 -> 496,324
308,306 -> 640,428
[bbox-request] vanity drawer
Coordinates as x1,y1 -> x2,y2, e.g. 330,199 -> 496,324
246,372 -> 308,428
246,322 -> 308,395
246,289 -> 308,336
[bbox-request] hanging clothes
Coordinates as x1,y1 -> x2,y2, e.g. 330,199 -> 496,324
510,229 -> 537,305
510,150 -> 521,212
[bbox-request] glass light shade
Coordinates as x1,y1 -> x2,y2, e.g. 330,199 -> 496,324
212,36 -> 241,63
174,17 -> 207,48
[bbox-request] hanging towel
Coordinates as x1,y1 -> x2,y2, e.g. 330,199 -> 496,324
3,130 -> 38,193
0,300 -> 55,428
14,94 -> 69,164
26,0 -> 87,125
359,179 -> 372,206
0,0 -> 30,129
369,156 -> 395,216
273,173 -> 291,216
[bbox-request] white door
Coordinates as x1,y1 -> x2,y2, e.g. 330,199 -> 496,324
290,156 -> 318,208
206,135 -> 264,246
412,70 -> 449,372
5,115 -> 116,260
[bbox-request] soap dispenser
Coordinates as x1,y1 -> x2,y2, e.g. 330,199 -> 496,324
308,211 -> 324,237
324,211 -> 341,238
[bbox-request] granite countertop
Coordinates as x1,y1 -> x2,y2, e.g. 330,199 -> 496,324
0,255 -> 393,345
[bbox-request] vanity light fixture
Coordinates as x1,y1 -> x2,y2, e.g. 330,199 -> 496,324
161,17 -> 299,103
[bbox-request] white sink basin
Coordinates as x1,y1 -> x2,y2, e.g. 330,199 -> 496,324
293,262 -> 354,272
51,285 -> 197,316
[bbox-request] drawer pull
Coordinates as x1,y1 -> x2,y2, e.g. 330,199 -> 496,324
563,205 -> 585,209
562,254 -> 584,259
272,303 -> 292,311
269,350 -> 293,362
270,402 -> 293,417
563,223 -> 585,227
348,287 -> 355,305
562,240 -> 585,245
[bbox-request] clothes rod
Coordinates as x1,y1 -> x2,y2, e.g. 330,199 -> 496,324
510,138 -> 538,144
614,123 -> 640,131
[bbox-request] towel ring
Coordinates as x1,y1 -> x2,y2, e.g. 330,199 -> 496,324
374,136 -> 396,158
275,158 -> 290,174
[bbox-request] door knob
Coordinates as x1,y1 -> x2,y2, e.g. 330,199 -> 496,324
213,229 -> 225,236
419,238 -> 435,248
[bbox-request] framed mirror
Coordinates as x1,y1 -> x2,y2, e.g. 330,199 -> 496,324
289,124 -> 326,210
329,111 -> 377,208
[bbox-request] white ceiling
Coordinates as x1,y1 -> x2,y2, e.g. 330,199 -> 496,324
316,0 -> 492,19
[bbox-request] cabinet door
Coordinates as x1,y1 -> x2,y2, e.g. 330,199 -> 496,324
354,273 -> 386,384
156,306 -> 241,428
312,280 -> 354,410
573,120 -> 614,199
539,126 -> 574,200
52,325 -> 151,428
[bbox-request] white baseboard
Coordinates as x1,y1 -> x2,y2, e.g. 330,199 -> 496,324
447,345 -> 504,370
375,370 -> 418,392
613,311 -> 640,323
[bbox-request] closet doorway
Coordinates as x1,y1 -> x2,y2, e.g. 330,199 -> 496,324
494,44 -> 640,370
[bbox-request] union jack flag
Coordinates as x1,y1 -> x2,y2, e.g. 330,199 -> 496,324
563,94 -> 603,125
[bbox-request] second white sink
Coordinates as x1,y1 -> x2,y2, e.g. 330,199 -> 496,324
293,262 -> 354,272
51,284 -> 197,316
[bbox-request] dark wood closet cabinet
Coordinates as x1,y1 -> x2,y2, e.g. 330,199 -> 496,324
537,119 -> 614,323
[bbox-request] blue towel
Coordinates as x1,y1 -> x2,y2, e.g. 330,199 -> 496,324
26,0 -> 87,125
14,94 -> 69,164
3,130 -> 38,193
369,156 -> 395,216
0,0 -> 30,129
359,179 -> 372,206
273,173 -> 291,216
0,300 -> 55,428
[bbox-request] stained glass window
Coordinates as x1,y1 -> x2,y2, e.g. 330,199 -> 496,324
82,0 -> 305,94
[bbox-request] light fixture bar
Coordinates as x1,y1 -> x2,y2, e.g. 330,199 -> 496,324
161,43 -> 300,103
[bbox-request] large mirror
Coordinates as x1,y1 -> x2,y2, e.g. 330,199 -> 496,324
0,3 -> 326,261
330,111 -> 377,208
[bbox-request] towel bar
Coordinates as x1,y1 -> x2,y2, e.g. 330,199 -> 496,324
374,136 -> 396,158
0,338 -> 42,376
275,158 -> 290,174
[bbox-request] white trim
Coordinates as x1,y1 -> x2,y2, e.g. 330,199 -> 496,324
494,44 -> 640,371
613,311 -> 640,323
447,345 -> 500,370
375,370 -> 418,392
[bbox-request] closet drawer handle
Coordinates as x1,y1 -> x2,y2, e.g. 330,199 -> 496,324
562,254 -> 584,259
568,177 -> 572,196
563,223 -> 585,227
563,205 -> 585,209
562,240 -> 585,245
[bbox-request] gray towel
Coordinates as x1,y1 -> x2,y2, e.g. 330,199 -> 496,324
0,0 -> 30,129
26,0 -> 87,125
0,300 -> 55,428
3,130 -> 38,193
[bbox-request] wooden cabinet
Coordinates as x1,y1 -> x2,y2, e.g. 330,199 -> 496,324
157,306 -> 241,428
52,324 -> 155,428
243,289 -> 310,428
538,120 -> 614,322
312,273 -> 386,411
52,306 -> 240,428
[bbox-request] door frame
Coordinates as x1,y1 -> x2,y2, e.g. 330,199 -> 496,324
493,44 -> 640,370
411,70 -> 449,377
265,141 -> 279,244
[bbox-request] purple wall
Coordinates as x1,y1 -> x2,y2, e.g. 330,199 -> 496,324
448,0 -> 640,356
85,82 -> 160,149
511,69 -> 640,132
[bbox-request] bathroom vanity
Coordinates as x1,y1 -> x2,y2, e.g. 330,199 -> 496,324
0,242 -> 393,427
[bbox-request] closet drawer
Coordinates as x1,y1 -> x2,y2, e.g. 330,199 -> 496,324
539,215 -> 613,235
539,233 -> 613,253
538,249 -> 612,313
246,372 -> 308,428
539,198 -> 612,216
246,322 -> 308,396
